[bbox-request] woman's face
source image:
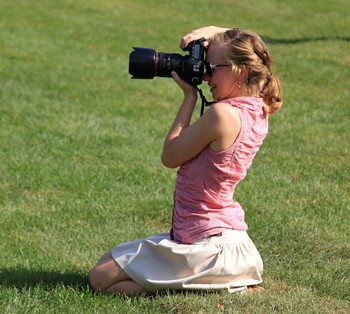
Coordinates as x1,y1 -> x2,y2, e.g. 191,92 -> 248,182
204,43 -> 240,101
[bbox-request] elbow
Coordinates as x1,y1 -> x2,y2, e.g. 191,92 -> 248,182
161,153 -> 179,169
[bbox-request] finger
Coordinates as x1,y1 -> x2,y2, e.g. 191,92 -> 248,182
180,36 -> 190,49
180,33 -> 199,48
201,39 -> 209,47
171,71 -> 179,80
180,35 -> 209,49
171,71 -> 183,86
171,72 -> 189,90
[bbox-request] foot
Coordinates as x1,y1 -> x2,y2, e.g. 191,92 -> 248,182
247,285 -> 265,293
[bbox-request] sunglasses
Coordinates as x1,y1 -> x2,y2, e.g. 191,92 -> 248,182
205,62 -> 230,76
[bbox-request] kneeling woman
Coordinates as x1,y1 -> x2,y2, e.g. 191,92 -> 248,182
89,26 -> 283,296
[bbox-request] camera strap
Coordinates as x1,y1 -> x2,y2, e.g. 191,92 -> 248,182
196,86 -> 215,116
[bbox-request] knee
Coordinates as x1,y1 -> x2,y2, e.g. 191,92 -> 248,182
88,266 -> 105,292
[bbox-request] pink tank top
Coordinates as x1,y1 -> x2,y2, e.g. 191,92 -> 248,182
171,97 -> 268,244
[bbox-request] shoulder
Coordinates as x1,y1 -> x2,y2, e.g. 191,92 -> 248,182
205,102 -> 241,128
204,102 -> 242,151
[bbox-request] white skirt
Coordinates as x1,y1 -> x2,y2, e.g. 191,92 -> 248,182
111,230 -> 263,293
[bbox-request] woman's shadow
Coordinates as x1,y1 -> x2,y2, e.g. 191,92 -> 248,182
0,267 -> 89,291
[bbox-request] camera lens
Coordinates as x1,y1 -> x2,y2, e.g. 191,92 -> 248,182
128,42 -> 205,85
129,48 -> 184,79
129,47 -> 157,79
156,53 -> 183,77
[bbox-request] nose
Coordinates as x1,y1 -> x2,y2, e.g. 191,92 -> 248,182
203,72 -> 210,81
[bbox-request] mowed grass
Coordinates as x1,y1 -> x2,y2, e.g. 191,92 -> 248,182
0,0 -> 349,313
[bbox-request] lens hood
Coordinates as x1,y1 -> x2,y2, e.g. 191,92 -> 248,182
129,47 -> 156,79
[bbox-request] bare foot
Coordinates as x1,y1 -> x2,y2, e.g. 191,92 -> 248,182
247,285 -> 265,293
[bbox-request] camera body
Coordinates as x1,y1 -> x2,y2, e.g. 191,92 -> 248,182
129,39 -> 206,86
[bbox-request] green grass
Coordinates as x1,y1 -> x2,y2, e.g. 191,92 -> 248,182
0,0 -> 349,313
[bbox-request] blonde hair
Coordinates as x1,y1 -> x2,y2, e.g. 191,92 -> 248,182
211,28 -> 283,114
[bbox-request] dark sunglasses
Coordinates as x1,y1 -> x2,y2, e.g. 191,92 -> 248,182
205,62 -> 230,76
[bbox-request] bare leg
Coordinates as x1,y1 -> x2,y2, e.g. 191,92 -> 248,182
105,279 -> 148,296
89,251 -> 149,296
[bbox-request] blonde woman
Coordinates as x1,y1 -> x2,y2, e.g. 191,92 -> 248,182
89,26 -> 283,296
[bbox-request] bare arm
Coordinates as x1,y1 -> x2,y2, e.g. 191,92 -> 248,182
161,72 -> 202,168
162,73 -> 241,168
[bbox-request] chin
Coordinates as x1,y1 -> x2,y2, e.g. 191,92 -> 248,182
211,92 -> 220,101
213,95 -> 223,101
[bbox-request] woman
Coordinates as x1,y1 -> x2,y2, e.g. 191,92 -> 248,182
89,26 -> 283,296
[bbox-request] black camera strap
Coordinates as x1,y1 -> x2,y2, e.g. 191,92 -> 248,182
196,86 -> 215,116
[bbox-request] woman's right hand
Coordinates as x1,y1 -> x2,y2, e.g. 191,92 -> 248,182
180,26 -> 230,49
171,71 -> 197,101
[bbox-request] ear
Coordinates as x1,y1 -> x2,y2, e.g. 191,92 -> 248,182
238,64 -> 248,80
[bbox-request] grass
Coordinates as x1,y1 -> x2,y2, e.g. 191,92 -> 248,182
0,0 -> 349,313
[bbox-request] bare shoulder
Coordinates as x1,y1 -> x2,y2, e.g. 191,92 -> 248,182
207,102 -> 240,126
206,102 -> 241,151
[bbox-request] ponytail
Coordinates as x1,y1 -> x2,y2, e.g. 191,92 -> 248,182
261,74 -> 283,114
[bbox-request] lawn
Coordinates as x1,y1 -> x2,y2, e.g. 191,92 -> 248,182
0,0 -> 349,313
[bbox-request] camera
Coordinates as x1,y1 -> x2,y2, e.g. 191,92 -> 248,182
129,39 -> 206,86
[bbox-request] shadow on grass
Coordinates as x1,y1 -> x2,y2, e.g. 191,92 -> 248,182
265,36 -> 350,44
0,267 -> 89,290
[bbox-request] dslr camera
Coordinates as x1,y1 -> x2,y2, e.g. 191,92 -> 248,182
129,39 -> 206,86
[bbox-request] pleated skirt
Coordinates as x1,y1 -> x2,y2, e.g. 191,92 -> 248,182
111,229 -> 263,293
